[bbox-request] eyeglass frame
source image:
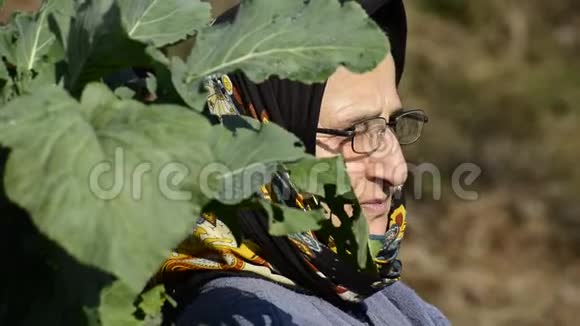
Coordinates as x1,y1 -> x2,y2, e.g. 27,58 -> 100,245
316,109 -> 429,154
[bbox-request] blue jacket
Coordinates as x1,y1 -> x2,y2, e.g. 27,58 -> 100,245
176,276 -> 450,325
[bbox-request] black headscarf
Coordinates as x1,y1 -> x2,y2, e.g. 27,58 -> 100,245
165,0 -> 409,316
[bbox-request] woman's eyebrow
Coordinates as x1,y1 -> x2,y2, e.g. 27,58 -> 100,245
341,107 -> 405,127
336,105 -> 382,127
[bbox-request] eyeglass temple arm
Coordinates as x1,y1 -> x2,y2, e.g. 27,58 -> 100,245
316,128 -> 354,137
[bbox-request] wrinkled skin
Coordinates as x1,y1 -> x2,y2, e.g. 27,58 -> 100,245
316,54 -> 408,235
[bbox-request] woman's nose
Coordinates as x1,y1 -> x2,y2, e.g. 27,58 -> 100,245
366,130 -> 408,187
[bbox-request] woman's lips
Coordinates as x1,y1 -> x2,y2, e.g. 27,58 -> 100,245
360,200 -> 389,216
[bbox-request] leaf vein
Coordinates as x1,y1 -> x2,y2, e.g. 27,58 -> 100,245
137,8 -> 181,27
188,45 -> 383,83
27,10 -> 48,70
128,0 -> 161,37
221,16 -> 269,65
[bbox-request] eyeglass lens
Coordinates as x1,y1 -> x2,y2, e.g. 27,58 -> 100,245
352,113 -> 425,153
396,112 -> 424,145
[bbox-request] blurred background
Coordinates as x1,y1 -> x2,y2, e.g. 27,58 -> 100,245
400,1 -> 580,325
2,0 -> 579,325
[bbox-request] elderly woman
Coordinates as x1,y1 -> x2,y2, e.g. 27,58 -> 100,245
160,0 -> 450,325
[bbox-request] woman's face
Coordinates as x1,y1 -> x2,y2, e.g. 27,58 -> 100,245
316,54 -> 407,234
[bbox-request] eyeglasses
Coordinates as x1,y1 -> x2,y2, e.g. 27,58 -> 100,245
316,109 -> 429,154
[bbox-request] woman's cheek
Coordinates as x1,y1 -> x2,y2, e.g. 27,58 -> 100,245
344,160 -> 368,200
316,137 -> 369,200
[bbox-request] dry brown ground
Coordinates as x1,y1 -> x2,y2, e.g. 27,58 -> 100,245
401,1 -> 580,325
0,0 -> 41,23
403,191 -> 580,326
